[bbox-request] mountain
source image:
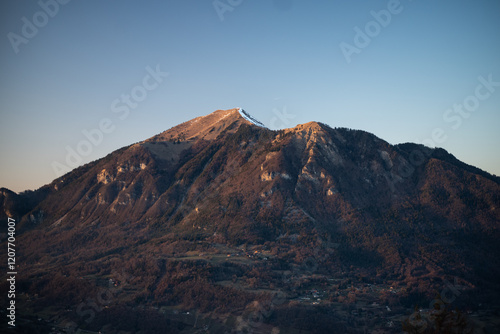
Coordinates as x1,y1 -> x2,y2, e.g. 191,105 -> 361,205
1,108 -> 499,333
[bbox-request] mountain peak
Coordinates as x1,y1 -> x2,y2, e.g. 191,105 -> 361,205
236,108 -> 266,128
146,108 -> 267,143
5,105 -> 500,332
284,121 -> 329,141
292,121 -> 326,132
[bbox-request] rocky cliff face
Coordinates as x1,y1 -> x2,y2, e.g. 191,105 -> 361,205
1,108 -> 499,332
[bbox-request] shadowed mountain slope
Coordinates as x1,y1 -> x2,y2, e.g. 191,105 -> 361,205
1,108 -> 499,332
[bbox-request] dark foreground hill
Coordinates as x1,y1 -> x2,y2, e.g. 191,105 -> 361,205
1,108 -> 499,333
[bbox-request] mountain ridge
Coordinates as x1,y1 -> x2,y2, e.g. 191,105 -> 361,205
1,108 -> 499,333
145,108 -> 267,143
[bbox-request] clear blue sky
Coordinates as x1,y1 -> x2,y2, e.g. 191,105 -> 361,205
1,0 -> 499,192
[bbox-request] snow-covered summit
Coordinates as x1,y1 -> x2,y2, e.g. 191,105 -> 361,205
147,108 -> 267,142
237,108 -> 267,128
